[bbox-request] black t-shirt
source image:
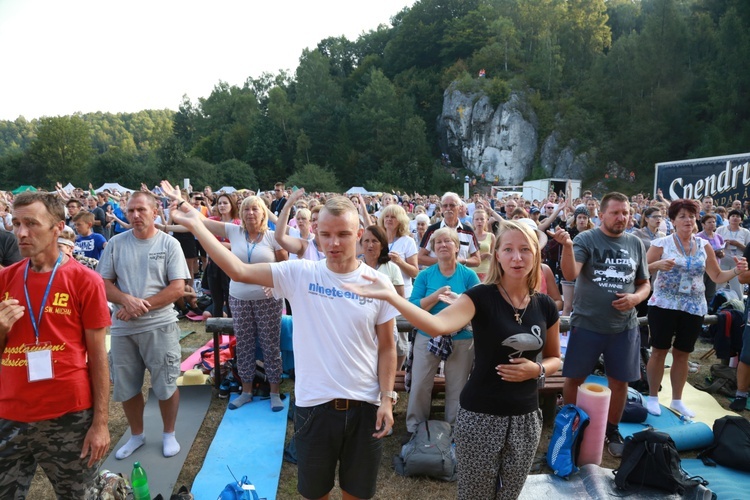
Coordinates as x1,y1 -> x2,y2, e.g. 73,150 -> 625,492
461,285 -> 559,416
90,206 -> 107,235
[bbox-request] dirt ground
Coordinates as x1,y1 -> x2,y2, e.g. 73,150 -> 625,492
27,321 -> 745,499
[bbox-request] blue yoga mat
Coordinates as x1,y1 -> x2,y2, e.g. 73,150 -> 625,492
658,422 -> 714,451
191,393 -> 290,500
683,458 -> 750,499
620,405 -> 682,438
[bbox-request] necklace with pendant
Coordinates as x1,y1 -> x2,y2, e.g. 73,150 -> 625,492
499,283 -> 529,325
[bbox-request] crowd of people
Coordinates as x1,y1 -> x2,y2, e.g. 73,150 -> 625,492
1,181 -> 750,499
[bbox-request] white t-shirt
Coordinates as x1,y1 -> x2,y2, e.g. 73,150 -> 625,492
271,259 -> 399,407
388,235 -> 418,298
717,226 -> 750,259
225,224 -> 282,300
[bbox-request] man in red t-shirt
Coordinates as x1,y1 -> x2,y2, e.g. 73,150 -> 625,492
0,192 -> 111,498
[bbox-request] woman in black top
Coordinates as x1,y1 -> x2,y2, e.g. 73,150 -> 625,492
345,221 -> 561,499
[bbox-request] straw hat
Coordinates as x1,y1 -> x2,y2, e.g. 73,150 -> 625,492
176,369 -> 211,386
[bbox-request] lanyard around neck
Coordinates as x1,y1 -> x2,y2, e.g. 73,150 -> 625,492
245,232 -> 262,263
23,252 -> 63,345
674,234 -> 693,271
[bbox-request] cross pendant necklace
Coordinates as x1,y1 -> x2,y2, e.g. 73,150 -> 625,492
499,282 -> 528,325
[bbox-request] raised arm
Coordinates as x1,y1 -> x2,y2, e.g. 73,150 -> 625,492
343,275 -> 476,337
161,180 -> 226,238
170,202 -> 274,287
551,226 -> 583,281
537,199 -> 567,232
274,188 -> 309,256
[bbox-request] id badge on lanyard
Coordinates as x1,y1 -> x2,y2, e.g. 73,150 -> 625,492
27,342 -> 54,382
23,252 -> 63,382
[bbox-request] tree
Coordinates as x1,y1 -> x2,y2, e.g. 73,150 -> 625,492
215,159 -> 257,189
294,50 -> 345,164
28,115 -> 93,185
88,148 -> 155,188
286,164 -> 341,193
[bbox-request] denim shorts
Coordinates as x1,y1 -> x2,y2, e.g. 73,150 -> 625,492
293,401 -> 382,499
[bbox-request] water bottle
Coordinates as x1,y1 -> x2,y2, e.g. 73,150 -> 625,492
131,461 -> 150,500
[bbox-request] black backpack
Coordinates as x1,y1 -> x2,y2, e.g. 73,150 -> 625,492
698,416 -> 750,472
614,430 -> 707,494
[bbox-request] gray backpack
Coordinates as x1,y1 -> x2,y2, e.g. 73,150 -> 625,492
393,420 -> 457,482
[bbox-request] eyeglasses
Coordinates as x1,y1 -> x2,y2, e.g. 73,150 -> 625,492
441,203 -> 457,209
648,215 -> 663,220
545,206 -> 554,209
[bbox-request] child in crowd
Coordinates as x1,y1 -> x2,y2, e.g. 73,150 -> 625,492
73,211 -> 107,260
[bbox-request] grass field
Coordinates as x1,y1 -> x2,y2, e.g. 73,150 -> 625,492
28,318 -> 742,499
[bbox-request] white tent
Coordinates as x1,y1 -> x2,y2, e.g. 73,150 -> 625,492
345,186 -> 370,195
217,186 -> 237,193
62,182 -> 76,192
95,182 -> 135,194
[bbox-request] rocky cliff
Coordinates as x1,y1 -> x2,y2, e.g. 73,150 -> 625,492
438,87 -> 587,184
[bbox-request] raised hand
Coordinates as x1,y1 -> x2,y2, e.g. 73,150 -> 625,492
287,188 -> 306,205
160,180 -> 182,201
549,226 -> 572,246
170,204 -> 203,229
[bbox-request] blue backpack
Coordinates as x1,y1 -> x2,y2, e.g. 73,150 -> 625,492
547,404 -> 590,478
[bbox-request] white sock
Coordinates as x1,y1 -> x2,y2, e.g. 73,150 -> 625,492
228,392 -> 253,410
270,392 -> 283,412
670,400 -> 695,418
645,396 -> 661,416
163,431 -> 181,457
115,433 -> 145,460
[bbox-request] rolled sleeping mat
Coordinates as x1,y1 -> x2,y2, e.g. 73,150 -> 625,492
660,422 -> 714,451
577,382 -> 611,466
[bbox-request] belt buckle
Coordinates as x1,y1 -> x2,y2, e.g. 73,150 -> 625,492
333,399 -> 349,411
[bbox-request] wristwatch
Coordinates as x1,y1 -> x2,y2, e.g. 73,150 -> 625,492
381,390 -> 399,404
536,362 -> 546,389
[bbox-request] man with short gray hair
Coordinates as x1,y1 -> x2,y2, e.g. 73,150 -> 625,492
97,191 -> 190,460
418,192 -> 480,267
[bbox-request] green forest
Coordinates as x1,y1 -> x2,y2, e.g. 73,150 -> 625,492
0,0 -> 747,194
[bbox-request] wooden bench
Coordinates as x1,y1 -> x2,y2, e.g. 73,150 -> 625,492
394,370 -> 445,395
538,373 -> 565,425
393,369 -> 565,425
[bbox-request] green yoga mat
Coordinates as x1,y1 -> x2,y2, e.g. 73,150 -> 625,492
101,385 -> 212,497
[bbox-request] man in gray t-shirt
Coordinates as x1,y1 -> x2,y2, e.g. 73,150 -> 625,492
97,192 -> 190,460
552,192 -> 650,458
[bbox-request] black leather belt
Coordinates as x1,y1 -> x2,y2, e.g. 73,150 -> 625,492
327,399 -> 365,411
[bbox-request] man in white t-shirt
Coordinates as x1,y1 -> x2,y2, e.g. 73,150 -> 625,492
717,209 -> 750,299
170,191 -> 398,500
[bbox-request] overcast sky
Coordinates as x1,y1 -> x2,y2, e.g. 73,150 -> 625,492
0,0 -> 415,121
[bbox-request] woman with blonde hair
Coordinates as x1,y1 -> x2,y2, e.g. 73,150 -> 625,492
378,204 -> 419,298
345,221 -> 561,499
472,208 -> 495,281
274,189 -> 325,261
161,181 -> 288,411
